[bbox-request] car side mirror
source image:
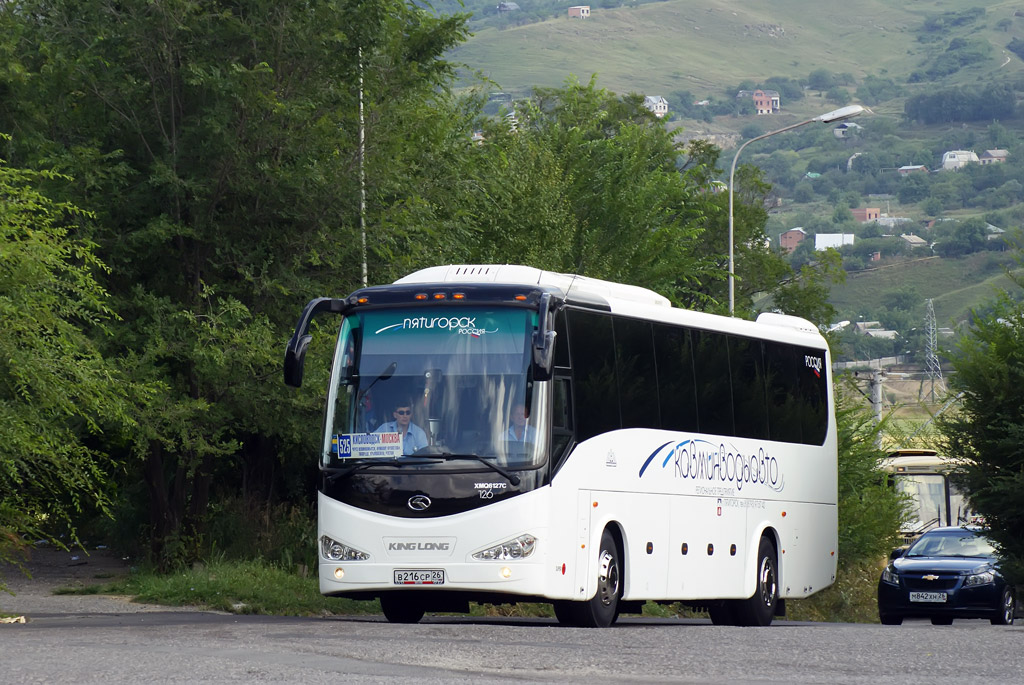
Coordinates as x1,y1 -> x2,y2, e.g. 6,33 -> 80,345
889,547 -> 907,561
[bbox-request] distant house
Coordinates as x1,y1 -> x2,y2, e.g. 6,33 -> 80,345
497,1 -> 520,11
779,227 -> 807,254
876,216 -> 913,229
642,95 -> 668,118
898,164 -> 929,175
568,5 -> 590,18
941,150 -> 979,171
851,208 -> 881,222
752,89 -> 780,115
815,233 -> 855,251
900,233 -> 928,249
833,122 -> 862,139
979,149 -> 1009,165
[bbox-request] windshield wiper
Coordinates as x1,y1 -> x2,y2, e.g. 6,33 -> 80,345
322,457 -> 441,483
435,451 -> 521,486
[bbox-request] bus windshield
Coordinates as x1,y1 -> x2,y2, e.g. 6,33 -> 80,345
322,306 -> 547,468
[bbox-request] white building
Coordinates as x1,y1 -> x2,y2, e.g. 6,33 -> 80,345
642,95 -> 669,118
814,233 -> 855,251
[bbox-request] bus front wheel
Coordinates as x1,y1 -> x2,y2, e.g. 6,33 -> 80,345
380,594 -> 425,624
558,529 -> 622,628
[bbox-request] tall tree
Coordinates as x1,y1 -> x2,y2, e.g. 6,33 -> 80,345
0,0 -> 470,564
939,291 -> 1024,584
0,149 -> 132,582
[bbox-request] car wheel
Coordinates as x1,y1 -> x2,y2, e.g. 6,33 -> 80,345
380,594 -> 425,624
991,588 -> 1014,625
571,528 -> 622,628
930,616 -> 954,625
879,613 -> 903,625
733,537 -> 778,627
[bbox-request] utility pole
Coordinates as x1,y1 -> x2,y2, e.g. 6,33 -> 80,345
870,370 -> 884,424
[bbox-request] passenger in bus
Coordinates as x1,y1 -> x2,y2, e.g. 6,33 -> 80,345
374,399 -> 429,455
505,403 -> 537,443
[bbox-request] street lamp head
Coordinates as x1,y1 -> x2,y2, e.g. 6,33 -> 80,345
815,104 -> 867,124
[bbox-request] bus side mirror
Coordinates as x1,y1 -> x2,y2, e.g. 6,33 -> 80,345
283,297 -> 349,388
284,334 -> 313,388
532,294 -> 555,382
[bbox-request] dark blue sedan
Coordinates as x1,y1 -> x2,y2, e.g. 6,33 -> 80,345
878,526 -> 1021,625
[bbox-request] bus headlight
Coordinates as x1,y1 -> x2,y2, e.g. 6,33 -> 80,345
472,534 -> 537,561
320,535 -> 369,561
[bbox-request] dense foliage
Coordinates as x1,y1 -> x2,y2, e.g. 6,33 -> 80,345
0,149 -> 133,577
938,292 -> 1024,584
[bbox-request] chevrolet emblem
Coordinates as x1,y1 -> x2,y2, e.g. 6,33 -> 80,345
922,574 -> 940,581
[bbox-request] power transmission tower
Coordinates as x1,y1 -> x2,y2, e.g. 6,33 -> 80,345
924,299 -> 945,402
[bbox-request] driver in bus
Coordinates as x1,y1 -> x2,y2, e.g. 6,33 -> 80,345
505,403 -> 537,443
374,399 -> 429,456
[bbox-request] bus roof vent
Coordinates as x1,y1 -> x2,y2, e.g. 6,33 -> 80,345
755,312 -> 819,334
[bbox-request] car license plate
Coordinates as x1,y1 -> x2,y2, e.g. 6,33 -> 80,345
910,591 -> 947,603
394,569 -> 444,585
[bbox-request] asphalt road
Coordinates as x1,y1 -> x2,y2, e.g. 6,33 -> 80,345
3,549 -> 1024,683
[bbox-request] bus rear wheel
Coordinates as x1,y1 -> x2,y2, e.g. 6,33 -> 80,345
380,594 -> 425,624
733,537 -> 778,627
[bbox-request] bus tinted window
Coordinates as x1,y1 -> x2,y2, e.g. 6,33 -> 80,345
653,324 -> 699,432
614,318 -> 659,429
567,310 -> 620,441
798,346 -> 829,445
729,336 -> 769,440
692,329 -> 734,436
763,341 -> 804,444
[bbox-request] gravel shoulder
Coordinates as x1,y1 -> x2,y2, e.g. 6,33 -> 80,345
1,544 -> 199,618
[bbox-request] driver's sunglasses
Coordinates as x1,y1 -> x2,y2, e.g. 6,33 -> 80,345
395,409 -> 412,415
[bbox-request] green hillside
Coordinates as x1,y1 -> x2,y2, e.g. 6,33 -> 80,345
828,252 -> 1023,326
452,0 -> 1024,100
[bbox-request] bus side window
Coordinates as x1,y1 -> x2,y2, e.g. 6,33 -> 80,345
550,376 -> 574,468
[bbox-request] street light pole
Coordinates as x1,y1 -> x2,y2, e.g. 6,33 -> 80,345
727,104 -> 866,316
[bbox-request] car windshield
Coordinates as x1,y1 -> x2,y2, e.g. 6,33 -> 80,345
321,306 -> 547,469
905,529 -> 997,558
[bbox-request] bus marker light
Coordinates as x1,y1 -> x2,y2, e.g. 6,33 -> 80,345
561,563 -> 566,575
581,544 -> 586,549
514,294 -> 527,301
781,511 -> 787,517
501,567 -> 512,579
592,501 -> 598,508
707,544 -> 714,555
356,297 -> 369,305
681,543 -> 688,555
414,293 -> 427,300
730,544 -> 736,556
334,567 -> 344,579
453,292 -> 466,300
433,293 -> 446,300
646,542 -> 653,554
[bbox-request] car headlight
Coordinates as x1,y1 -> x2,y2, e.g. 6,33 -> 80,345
320,535 -> 369,561
881,566 -> 899,586
472,534 -> 537,560
965,571 -> 995,586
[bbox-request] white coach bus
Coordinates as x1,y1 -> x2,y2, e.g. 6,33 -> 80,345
284,265 -> 838,627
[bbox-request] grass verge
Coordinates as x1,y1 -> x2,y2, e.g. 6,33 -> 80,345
59,557 -> 885,623
57,558 -> 379,617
